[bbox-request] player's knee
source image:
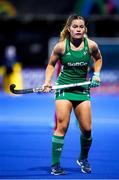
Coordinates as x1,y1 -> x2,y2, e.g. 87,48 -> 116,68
59,124 -> 67,134
83,123 -> 92,134
56,124 -> 68,135
82,130 -> 92,139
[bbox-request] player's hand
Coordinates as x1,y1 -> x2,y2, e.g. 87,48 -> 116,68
90,72 -> 101,87
42,82 -> 52,92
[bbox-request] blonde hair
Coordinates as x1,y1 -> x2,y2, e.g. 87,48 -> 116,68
59,14 -> 87,41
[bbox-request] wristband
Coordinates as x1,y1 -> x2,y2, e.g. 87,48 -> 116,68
94,72 -> 100,77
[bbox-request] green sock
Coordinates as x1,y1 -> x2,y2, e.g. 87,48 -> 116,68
52,135 -> 64,166
79,134 -> 92,160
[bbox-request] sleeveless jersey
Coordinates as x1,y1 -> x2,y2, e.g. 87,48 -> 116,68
55,37 -> 91,101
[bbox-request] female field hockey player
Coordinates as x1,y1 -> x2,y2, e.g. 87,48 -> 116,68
42,14 -> 102,175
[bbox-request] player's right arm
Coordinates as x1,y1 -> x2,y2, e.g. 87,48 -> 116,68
43,41 -> 65,92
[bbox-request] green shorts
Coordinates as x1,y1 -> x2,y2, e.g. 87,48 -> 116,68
54,87 -> 90,101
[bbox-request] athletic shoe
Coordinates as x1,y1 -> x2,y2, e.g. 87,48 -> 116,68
77,159 -> 91,173
51,163 -> 66,175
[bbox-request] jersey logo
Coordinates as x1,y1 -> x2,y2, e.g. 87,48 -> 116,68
83,51 -> 88,55
66,52 -> 71,56
67,62 -> 88,67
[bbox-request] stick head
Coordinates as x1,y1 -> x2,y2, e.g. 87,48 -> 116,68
10,84 -> 16,92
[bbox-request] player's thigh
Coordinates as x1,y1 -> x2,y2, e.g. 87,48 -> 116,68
74,100 -> 92,132
55,100 -> 72,124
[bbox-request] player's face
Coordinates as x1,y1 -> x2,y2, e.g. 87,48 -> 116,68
69,19 -> 86,39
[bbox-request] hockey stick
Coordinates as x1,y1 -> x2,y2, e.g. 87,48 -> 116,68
10,81 -> 91,94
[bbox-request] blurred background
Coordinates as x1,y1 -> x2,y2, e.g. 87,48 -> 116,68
0,0 -> 119,94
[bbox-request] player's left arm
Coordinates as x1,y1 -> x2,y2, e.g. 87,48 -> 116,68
89,40 -> 103,87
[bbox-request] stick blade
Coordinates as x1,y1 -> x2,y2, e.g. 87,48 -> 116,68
10,84 -> 34,94
10,84 -> 17,94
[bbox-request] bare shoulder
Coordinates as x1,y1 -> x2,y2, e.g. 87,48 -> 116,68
53,40 -> 66,55
87,38 -> 99,53
87,38 -> 102,60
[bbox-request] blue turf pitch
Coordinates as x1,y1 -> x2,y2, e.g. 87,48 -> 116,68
0,93 -> 119,179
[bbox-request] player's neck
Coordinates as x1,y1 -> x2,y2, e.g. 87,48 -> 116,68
70,37 -> 84,48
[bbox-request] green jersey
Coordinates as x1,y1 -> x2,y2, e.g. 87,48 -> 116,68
55,37 -> 91,101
